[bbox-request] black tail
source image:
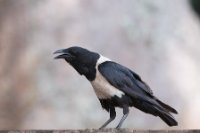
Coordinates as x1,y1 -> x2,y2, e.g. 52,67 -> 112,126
157,109 -> 178,126
156,98 -> 178,114
154,98 -> 178,126
133,98 -> 178,126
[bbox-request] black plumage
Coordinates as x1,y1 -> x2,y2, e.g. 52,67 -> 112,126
54,46 -> 178,129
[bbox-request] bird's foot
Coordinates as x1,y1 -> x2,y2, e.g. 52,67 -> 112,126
115,125 -> 121,129
99,126 -> 105,130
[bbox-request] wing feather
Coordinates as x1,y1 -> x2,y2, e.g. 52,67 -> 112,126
98,61 -> 153,97
98,61 -> 177,114
98,61 -> 158,105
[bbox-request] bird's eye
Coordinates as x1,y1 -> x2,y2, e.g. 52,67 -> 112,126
68,50 -> 76,55
71,52 -> 77,56
70,50 -> 79,56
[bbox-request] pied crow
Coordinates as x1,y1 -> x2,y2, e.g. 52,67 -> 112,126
54,46 -> 178,129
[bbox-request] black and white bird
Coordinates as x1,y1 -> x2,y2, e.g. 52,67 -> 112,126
54,46 -> 178,129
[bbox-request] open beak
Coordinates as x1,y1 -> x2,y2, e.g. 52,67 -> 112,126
53,49 -> 73,59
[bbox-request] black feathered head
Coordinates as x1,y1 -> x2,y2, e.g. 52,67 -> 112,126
54,46 -> 99,80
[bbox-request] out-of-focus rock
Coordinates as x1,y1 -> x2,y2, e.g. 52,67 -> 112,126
0,0 -> 200,129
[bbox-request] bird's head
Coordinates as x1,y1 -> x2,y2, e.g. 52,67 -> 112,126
54,46 -> 100,80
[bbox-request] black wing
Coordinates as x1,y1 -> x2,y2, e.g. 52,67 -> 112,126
98,61 -> 178,114
98,61 -> 158,104
129,69 -> 153,95
98,61 -> 153,97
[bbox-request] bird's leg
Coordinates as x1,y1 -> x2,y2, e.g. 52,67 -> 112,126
99,107 -> 116,129
116,106 -> 129,129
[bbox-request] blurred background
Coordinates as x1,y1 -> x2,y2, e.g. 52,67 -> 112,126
0,0 -> 200,130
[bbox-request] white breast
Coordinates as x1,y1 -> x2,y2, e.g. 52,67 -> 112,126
90,55 -> 124,99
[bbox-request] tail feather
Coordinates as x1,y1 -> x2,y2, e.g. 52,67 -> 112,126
158,111 -> 178,126
154,106 -> 178,126
156,98 -> 178,114
134,98 -> 178,126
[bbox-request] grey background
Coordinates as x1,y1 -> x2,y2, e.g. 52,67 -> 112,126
0,0 -> 200,129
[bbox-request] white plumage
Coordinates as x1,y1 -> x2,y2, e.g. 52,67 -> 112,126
91,55 -> 124,99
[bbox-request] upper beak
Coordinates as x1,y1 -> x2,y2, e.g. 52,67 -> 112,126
53,49 -> 72,59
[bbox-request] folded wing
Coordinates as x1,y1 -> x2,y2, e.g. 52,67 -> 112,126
98,61 -> 177,114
